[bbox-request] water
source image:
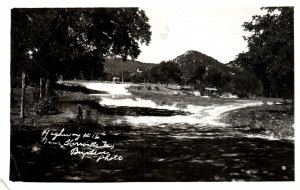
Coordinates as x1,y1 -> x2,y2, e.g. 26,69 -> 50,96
76,82 -> 294,181
10,82 -> 294,182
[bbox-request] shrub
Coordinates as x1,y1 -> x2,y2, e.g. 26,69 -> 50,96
34,89 -> 60,116
76,105 -> 83,121
45,90 -> 59,102
86,108 -> 92,120
35,99 -> 59,116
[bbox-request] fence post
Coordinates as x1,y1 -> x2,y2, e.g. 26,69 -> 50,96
20,71 -> 26,125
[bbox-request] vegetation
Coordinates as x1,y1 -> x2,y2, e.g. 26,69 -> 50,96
150,60 -> 182,87
10,7 -> 294,182
230,71 -> 261,98
102,58 -> 154,82
11,8 -> 151,84
128,84 -> 239,108
11,8 -> 152,124
142,50 -> 262,98
222,103 -> 294,141
234,7 -> 294,100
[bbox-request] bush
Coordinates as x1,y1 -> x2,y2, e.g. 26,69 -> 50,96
76,105 -> 83,121
45,90 -> 59,102
35,90 -> 59,116
86,108 -> 92,120
35,99 -> 59,116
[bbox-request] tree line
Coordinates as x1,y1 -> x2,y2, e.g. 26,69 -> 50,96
131,7 -> 293,100
234,7 -> 294,101
126,60 -> 258,98
11,8 -> 152,124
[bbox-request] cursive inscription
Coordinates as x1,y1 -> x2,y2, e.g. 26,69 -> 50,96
40,128 -> 123,162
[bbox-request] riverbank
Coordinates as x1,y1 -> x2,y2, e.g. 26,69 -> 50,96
128,84 -> 240,108
221,103 -> 294,141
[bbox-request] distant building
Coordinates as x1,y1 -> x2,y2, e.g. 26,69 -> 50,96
113,77 -> 120,83
204,87 -> 217,96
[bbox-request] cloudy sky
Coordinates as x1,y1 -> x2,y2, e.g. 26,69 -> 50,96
137,6 -> 265,64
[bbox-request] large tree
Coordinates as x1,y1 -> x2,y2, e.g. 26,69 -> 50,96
235,7 -> 294,99
190,65 -> 206,94
11,8 -> 152,124
150,61 -> 182,87
12,8 -> 151,83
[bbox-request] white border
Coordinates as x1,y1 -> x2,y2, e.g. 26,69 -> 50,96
0,0 -> 298,190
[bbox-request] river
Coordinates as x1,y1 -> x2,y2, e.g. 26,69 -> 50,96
75,82 -> 294,181
10,82 -> 294,182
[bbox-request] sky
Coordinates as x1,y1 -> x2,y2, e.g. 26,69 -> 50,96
137,7 -> 265,64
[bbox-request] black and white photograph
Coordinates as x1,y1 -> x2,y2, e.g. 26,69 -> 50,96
0,0 -> 298,188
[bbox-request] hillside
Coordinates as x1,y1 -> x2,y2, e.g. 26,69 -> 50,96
226,60 -> 244,71
103,51 -> 239,83
102,58 -> 155,81
173,50 -> 235,74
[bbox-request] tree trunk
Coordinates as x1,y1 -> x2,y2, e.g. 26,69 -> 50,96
195,80 -> 202,96
39,77 -> 43,100
166,81 -> 169,88
20,71 -> 26,125
45,78 -> 50,97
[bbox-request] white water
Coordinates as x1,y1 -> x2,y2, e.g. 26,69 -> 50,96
81,82 -> 132,95
78,82 -> 264,127
72,82 -> 293,141
124,101 -> 263,127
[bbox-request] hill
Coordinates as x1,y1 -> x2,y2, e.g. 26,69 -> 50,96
172,50 -> 238,83
102,51 -> 239,83
102,58 -> 155,81
174,50 -> 234,74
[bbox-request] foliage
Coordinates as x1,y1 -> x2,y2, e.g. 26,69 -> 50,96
230,71 -> 259,98
86,108 -> 92,120
76,105 -> 83,121
150,61 -> 182,87
205,67 -> 223,88
150,65 -> 161,83
173,50 -> 237,85
11,8 -> 152,85
35,90 -> 59,115
224,104 -> 294,140
190,65 -> 206,91
159,61 -> 182,87
102,58 -> 154,82
235,7 -> 294,98
35,98 -> 59,116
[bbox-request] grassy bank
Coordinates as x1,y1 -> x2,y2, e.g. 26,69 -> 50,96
221,103 -> 294,140
11,84 -> 104,127
128,84 -> 240,108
